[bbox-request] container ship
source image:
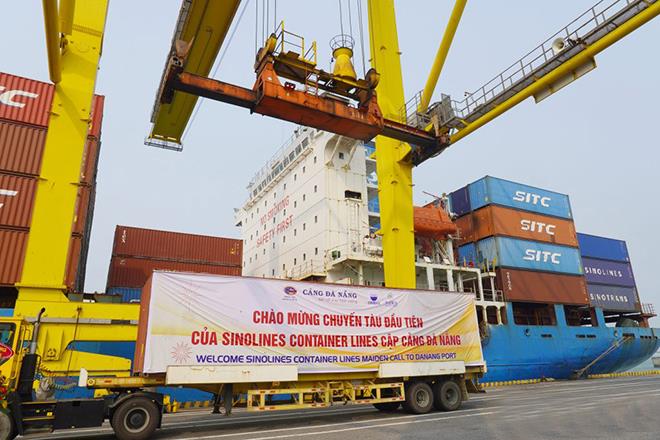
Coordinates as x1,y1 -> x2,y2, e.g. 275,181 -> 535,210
234,127 -> 660,382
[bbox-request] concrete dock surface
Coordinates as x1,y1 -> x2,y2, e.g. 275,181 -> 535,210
23,375 -> 660,440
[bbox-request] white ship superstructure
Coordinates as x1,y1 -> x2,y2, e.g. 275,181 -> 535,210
235,128 -> 506,324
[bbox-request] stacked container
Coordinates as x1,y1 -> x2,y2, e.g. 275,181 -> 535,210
106,225 -> 243,302
0,71 -> 103,293
577,233 -> 640,312
451,176 -> 588,305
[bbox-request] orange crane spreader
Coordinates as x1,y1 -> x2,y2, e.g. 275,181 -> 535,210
157,24 -> 446,163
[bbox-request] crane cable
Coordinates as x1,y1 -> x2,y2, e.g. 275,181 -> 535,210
182,0 -> 251,142
356,0 -> 366,76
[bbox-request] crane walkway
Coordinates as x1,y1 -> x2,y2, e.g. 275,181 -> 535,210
405,0 -> 657,163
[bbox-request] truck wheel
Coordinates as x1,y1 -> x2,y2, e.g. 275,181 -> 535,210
433,379 -> 462,411
373,402 -> 401,412
402,382 -> 434,414
111,397 -> 160,440
0,411 -> 17,440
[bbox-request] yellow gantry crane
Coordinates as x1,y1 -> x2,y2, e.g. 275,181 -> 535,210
6,0 -> 658,386
1,0 -> 139,385
148,0 -> 659,289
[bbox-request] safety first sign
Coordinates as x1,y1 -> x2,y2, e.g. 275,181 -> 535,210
138,272 -> 484,374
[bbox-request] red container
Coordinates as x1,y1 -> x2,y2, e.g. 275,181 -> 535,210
80,138 -> 101,184
107,256 -> 242,288
455,205 -> 578,247
0,121 -> 47,176
0,173 -> 37,228
89,95 -> 105,139
495,268 -> 588,305
0,72 -> 54,128
65,235 -> 82,290
72,185 -> 95,235
0,229 -> 29,285
112,226 -> 243,266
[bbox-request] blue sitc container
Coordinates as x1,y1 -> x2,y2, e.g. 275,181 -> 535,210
363,141 -> 376,157
368,197 -> 380,213
107,286 -> 142,303
582,257 -> 635,287
471,236 -> 583,275
467,176 -> 572,219
457,243 -> 478,266
449,186 -> 471,217
577,233 -> 630,262
587,284 -> 639,312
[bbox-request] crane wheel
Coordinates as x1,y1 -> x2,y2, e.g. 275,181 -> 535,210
402,381 -> 434,414
111,396 -> 159,440
433,379 -> 462,411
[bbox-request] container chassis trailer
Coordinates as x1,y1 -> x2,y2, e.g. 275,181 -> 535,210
1,353 -> 484,440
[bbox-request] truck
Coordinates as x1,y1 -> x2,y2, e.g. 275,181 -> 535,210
0,272 -> 486,440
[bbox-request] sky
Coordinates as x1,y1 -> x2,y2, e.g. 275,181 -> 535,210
3,1 -> 659,325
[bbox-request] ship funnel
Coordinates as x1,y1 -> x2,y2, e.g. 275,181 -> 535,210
331,35 -> 357,81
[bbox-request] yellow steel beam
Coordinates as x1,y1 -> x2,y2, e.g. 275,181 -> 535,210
367,0 -> 416,289
59,0 -> 76,35
42,0 -> 62,84
419,0 -> 467,113
18,0 -> 107,305
149,0 -> 242,146
450,0 -> 660,144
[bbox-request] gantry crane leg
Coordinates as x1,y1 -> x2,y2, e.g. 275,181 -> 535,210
367,0 -> 416,289
12,0 -> 138,377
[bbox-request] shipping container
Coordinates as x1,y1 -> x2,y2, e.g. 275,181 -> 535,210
111,226 -> 243,266
496,268 -> 589,305
586,284 -> 640,312
466,176 -> 572,219
0,229 -> 28,285
134,272 -> 484,374
107,286 -> 142,303
107,256 -> 242,288
448,185 -> 470,217
88,95 -> 104,139
65,235 -> 82,290
582,257 -> 636,287
577,232 -> 629,262
0,72 -> 54,128
0,173 -> 37,228
71,185 -> 94,235
456,242 -> 477,266
0,121 -> 46,176
455,204 -> 578,247
459,236 -> 583,275
79,138 -> 101,185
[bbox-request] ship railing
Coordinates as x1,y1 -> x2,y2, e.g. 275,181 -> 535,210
483,289 -> 505,303
642,303 -> 656,315
287,259 -> 326,280
246,126 -> 316,203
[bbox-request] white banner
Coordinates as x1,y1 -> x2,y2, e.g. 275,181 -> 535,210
139,272 -> 484,374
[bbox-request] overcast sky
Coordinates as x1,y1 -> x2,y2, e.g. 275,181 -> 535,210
4,1 -> 659,325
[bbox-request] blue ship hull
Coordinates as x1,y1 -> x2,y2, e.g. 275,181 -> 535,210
481,304 -> 660,382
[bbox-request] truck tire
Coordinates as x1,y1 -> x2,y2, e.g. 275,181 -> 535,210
402,382 -> 434,414
111,396 -> 160,440
373,402 -> 401,412
0,411 -> 16,440
433,379 -> 462,411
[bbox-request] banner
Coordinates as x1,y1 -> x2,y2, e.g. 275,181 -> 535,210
140,272 -> 484,374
